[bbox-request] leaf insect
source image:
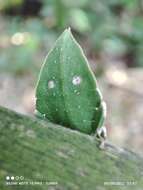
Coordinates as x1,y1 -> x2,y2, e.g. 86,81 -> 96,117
35,28 -> 107,148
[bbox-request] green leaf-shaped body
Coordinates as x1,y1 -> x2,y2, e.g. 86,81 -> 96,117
36,29 -> 106,134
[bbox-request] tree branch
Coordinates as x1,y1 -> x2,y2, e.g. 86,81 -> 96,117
0,106 -> 143,190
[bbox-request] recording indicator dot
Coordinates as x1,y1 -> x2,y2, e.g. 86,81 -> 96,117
11,176 -> 14,180
6,176 -> 10,180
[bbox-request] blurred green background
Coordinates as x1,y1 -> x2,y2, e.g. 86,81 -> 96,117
0,0 -> 143,153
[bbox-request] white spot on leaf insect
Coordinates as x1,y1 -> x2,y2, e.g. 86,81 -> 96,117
48,80 -> 55,89
72,76 -> 82,85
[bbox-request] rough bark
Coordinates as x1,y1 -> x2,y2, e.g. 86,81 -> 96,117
0,106 -> 143,190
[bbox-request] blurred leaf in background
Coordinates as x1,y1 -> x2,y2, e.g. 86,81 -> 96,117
0,0 -> 143,75
0,16 -> 58,76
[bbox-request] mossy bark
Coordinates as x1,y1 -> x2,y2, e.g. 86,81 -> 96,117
0,106 -> 143,190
